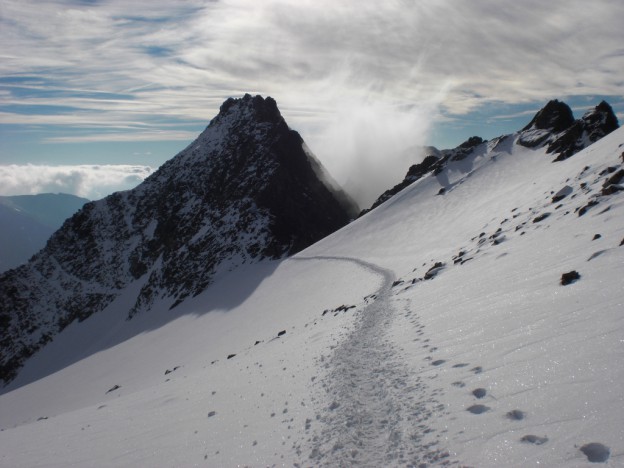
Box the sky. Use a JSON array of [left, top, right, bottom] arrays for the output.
[[0, 0, 623, 203]]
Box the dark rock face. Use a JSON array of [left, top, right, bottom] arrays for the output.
[[518, 100, 575, 148], [522, 100, 575, 133], [549, 101, 619, 161], [0, 94, 354, 384]]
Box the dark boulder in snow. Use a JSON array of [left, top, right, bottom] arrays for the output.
[[533, 212, 551, 223], [561, 271, 581, 285], [552, 185, 573, 203], [424, 262, 445, 280], [578, 200, 599, 216]]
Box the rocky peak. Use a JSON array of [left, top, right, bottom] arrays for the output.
[[548, 101, 619, 161], [0, 94, 354, 385], [521, 100, 575, 133], [517, 100, 575, 148]]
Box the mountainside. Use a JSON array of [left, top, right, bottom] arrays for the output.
[[0, 193, 89, 273], [0, 99, 623, 467], [364, 100, 619, 213], [1, 120, 622, 467], [0, 94, 356, 384]]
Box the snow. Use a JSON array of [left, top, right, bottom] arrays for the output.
[[1, 128, 624, 466]]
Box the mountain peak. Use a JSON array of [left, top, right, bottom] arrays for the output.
[[522, 99, 575, 133], [548, 100, 619, 161], [0, 94, 354, 384], [216, 94, 282, 125]]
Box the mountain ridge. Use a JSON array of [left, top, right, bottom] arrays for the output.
[[362, 100, 619, 215]]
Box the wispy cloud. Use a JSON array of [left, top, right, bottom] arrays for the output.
[[1, 0, 623, 204], [0, 164, 154, 199]]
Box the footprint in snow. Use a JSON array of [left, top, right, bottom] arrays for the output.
[[521, 435, 548, 445], [506, 409, 526, 420], [472, 388, 487, 399], [580, 442, 610, 463], [466, 404, 490, 414], [452, 363, 469, 368], [431, 359, 446, 366]]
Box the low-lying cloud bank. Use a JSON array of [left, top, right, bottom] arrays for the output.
[[0, 165, 154, 200]]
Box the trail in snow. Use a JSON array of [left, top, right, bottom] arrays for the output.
[[294, 256, 451, 467]]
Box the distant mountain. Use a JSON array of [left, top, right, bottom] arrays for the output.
[[0, 193, 89, 272], [0, 94, 356, 384], [363, 100, 619, 214]]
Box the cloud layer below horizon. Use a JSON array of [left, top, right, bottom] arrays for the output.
[[1, 0, 623, 205], [0, 165, 154, 200]]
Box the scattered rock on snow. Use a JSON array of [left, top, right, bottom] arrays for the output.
[[207, 411, 216, 418], [164, 366, 180, 375], [578, 200, 599, 216], [277, 330, 286, 337], [533, 212, 551, 223], [580, 442, 610, 463], [424, 262, 446, 280], [561, 271, 581, 285], [592, 234, 601, 240], [106, 384, 121, 394], [552, 185, 573, 203], [227, 354, 236, 360]]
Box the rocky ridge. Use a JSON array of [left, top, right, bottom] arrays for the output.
[[363, 100, 619, 214]]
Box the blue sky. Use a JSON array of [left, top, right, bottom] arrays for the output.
[[0, 0, 623, 200]]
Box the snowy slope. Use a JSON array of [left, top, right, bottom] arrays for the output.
[[1, 128, 623, 466]]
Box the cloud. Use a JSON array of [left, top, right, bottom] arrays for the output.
[[0, 164, 154, 200], [1, 0, 623, 205]]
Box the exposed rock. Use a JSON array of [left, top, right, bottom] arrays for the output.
[[552, 185, 573, 203], [550, 101, 619, 161], [578, 200, 599, 216], [517, 100, 575, 148], [424, 262, 445, 280], [560, 271, 580, 285], [533, 213, 551, 223]]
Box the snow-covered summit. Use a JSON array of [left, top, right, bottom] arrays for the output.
[[0, 94, 355, 385]]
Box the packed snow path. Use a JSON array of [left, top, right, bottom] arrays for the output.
[[296, 256, 450, 467]]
